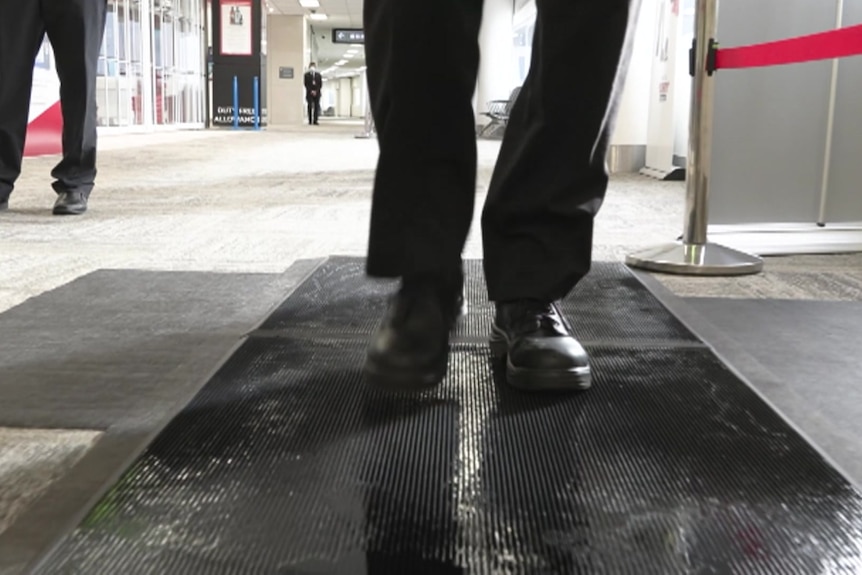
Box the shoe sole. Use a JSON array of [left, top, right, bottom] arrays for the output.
[[363, 358, 448, 392], [489, 325, 591, 392], [53, 206, 87, 215]]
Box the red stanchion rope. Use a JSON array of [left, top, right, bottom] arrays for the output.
[[715, 23, 862, 70]]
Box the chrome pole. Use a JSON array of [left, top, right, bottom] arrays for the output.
[[626, 0, 763, 275], [683, 0, 716, 246]]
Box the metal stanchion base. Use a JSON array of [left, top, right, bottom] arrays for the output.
[[625, 242, 764, 276]]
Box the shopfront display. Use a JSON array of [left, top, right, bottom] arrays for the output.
[[96, 0, 206, 128]]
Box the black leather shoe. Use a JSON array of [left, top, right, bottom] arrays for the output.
[[53, 192, 88, 215], [0, 199, 8, 212], [364, 272, 464, 391], [490, 300, 591, 391]]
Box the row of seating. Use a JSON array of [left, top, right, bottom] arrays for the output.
[[478, 86, 521, 139]]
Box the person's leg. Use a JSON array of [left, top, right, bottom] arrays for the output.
[[364, 0, 482, 279], [42, 0, 107, 215], [0, 1, 45, 208], [484, 0, 641, 301], [363, 0, 483, 390], [482, 0, 642, 391], [307, 99, 314, 124], [313, 97, 320, 124]]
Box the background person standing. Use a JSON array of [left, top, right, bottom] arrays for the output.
[[0, 0, 108, 215], [304, 62, 322, 126]]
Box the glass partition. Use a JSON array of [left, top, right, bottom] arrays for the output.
[[97, 0, 205, 128]]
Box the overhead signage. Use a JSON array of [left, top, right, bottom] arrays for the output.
[[333, 29, 364, 44]]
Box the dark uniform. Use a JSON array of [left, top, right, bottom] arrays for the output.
[[0, 0, 107, 214], [304, 68, 322, 125]]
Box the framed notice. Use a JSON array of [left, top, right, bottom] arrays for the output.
[[221, 0, 253, 56]]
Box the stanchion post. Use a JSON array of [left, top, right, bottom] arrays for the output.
[[626, 0, 763, 276], [682, 0, 715, 247], [232, 76, 239, 130], [253, 76, 260, 131]]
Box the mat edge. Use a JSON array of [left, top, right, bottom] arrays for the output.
[[2, 258, 328, 575], [629, 267, 862, 493]]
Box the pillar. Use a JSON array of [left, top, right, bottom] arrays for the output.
[[476, 0, 517, 126], [607, 0, 656, 172], [211, 0, 267, 127], [266, 15, 308, 126]]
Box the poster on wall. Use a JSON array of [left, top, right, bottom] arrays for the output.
[[641, 0, 685, 180], [220, 0, 253, 56]]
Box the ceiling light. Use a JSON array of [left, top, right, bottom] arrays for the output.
[[335, 59, 348, 65], [298, 0, 320, 7], [308, 12, 328, 20]]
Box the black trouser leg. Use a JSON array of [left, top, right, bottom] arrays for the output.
[[0, 2, 46, 201], [313, 97, 320, 123], [307, 99, 314, 124], [42, 0, 106, 197], [482, 0, 642, 302], [364, 0, 483, 278]]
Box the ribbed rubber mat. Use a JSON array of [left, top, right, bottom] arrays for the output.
[[42, 337, 862, 573], [258, 258, 395, 337], [40, 258, 862, 574], [260, 258, 698, 343]]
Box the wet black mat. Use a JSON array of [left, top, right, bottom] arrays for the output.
[[38, 259, 862, 574], [259, 258, 700, 344]]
